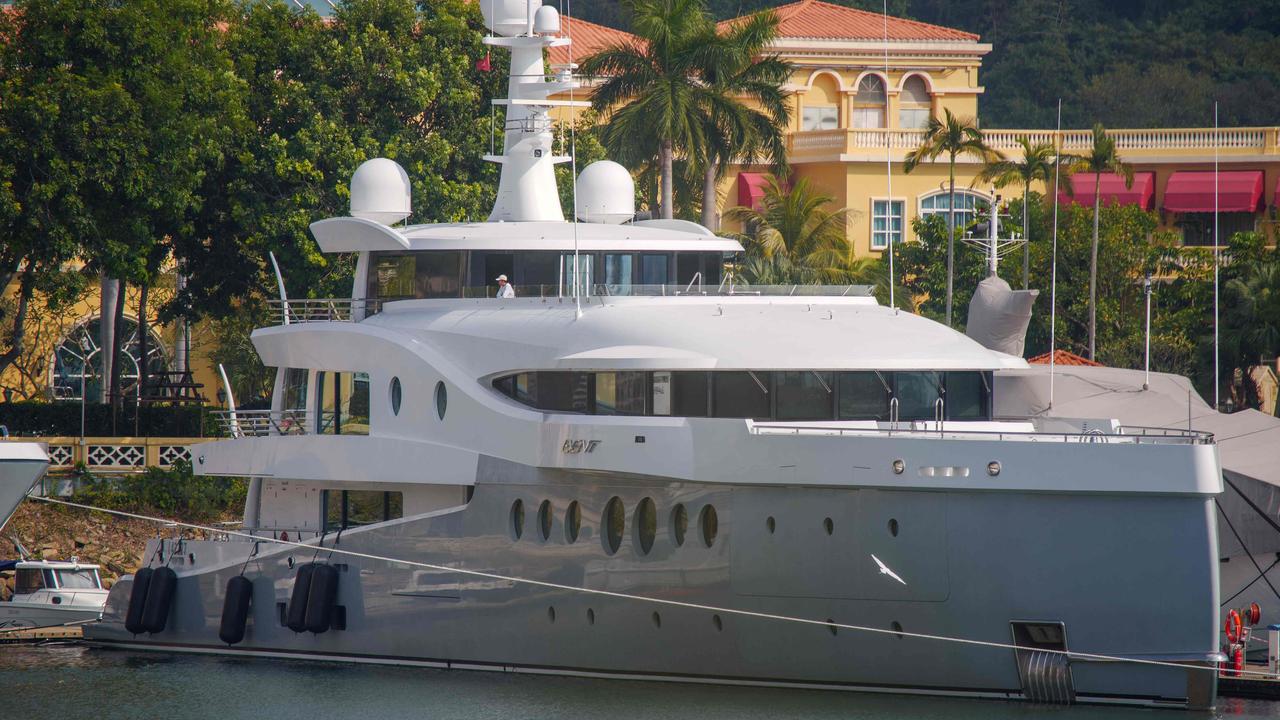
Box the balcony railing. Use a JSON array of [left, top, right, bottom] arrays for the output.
[[269, 299, 382, 324], [750, 421, 1214, 445], [789, 126, 1280, 160], [214, 409, 330, 438]]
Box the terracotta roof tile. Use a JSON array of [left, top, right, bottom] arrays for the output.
[[548, 15, 639, 66], [1028, 350, 1103, 367], [721, 0, 979, 43]]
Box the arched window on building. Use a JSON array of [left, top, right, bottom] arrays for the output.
[[50, 315, 168, 401], [801, 73, 840, 131], [898, 76, 931, 129], [919, 190, 986, 232], [852, 75, 886, 129]]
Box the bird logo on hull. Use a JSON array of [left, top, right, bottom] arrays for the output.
[[872, 554, 907, 585]]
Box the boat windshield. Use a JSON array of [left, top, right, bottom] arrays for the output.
[[54, 569, 101, 590]]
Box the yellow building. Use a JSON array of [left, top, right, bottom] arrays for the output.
[[556, 1, 1280, 253]]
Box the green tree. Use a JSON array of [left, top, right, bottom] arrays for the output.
[[903, 108, 1001, 326], [724, 177, 873, 285], [1064, 124, 1133, 361], [976, 137, 1055, 289], [1217, 236, 1280, 409]]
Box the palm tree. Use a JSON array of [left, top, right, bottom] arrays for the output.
[[581, 0, 788, 221], [1067, 124, 1133, 361], [903, 109, 1001, 326], [724, 177, 869, 284], [1221, 258, 1280, 408], [976, 137, 1055, 289], [695, 11, 791, 231]]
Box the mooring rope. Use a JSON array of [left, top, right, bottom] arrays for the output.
[[31, 495, 1264, 679]]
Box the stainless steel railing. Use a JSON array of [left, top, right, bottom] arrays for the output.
[[750, 422, 1214, 445], [213, 409, 337, 438], [268, 299, 383, 324]]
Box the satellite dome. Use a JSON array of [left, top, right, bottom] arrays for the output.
[[350, 158, 411, 225], [480, 0, 535, 37], [575, 161, 635, 224], [533, 5, 560, 35]]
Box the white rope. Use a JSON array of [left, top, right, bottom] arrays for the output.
[[31, 495, 1256, 679]]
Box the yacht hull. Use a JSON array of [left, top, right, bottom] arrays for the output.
[[87, 470, 1220, 709], [0, 443, 49, 529]]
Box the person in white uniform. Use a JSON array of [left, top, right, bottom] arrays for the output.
[[495, 274, 515, 298]]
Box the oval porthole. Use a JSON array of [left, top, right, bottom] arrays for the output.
[[651, 611, 662, 629], [389, 377, 402, 416], [635, 497, 656, 556], [565, 500, 582, 543], [823, 517, 834, 536], [603, 496, 625, 555], [671, 504, 688, 547], [587, 608, 596, 626], [700, 505, 718, 548], [766, 516, 776, 534], [510, 499, 525, 540], [547, 606, 557, 624], [537, 499, 553, 542], [888, 518, 899, 537], [434, 381, 447, 420], [826, 618, 838, 636], [892, 621, 904, 639], [712, 614, 723, 632]]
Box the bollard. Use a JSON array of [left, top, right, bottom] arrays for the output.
[[1269, 625, 1280, 677]]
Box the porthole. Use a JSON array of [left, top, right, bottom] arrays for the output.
[[537, 499, 553, 542], [700, 505, 718, 548], [766, 516, 776, 534], [826, 618, 838, 636], [587, 608, 596, 625], [434, 381, 447, 420], [565, 501, 582, 543], [671, 504, 688, 547], [823, 517, 834, 535], [892, 621, 904, 639], [635, 497, 656, 555], [389, 377, 402, 416], [548, 606, 557, 623], [510, 499, 525, 540], [652, 611, 662, 629], [603, 496, 624, 555], [712, 614, 723, 632], [888, 518, 899, 537]]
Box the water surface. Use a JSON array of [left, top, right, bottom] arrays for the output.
[[2, 645, 1275, 720]]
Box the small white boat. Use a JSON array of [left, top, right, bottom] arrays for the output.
[[0, 558, 108, 630]]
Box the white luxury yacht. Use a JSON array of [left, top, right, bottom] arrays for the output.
[[0, 438, 49, 531], [88, 1, 1224, 708]]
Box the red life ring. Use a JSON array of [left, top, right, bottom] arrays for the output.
[[1226, 609, 1243, 644], [1249, 602, 1262, 626]]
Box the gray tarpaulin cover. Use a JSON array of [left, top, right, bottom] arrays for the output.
[[965, 276, 1039, 357]]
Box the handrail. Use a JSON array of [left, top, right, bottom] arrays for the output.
[[681, 272, 702, 295], [211, 409, 332, 437], [750, 422, 1214, 446], [267, 298, 382, 325]]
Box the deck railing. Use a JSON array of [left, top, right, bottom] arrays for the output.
[[213, 409, 336, 438], [268, 299, 382, 324], [750, 422, 1214, 445]]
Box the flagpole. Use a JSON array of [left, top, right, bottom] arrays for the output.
[[1049, 99, 1062, 410]]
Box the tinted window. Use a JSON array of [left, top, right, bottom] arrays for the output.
[[671, 372, 710, 417], [534, 372, 591, 413], [946, 372, 988, 420], [603, 497, 625, 555], [713, 372, 771, 419], [896, 371, 941, 421], [596, 372, 647, 415], [641, 255, 669, 285], [775, 371, 833, 420], [14, 568, 44, 594], [603, 254, 633, 292], [635, 497, 657, 555], [676, 254, 701, 285], [520, 251, 560, 287], [837, 372, 890, 420]]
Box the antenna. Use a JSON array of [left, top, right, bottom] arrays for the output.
[[1213, 101, 1220, 411], [1048, 99, 1062, 410], [883, 0, 895, 310], [218, 364, 241, 439], [268, 251, 290, 325], [568, 0, 582, 319]]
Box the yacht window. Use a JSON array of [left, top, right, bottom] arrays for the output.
[[511, 499, 525, 540], [370, 254, 416, 300], [775, 371, 833, 420], [514, 373, 534, 405], [670, 372, 710, 417], [700, 505, 719, 547], [604, 254, 633, 294], [837, 372, 891, 421], [671, 503, 688, 546], [676, 254, 701, 286], [565, 500, 582, 543], [596, 372, 647, 415], [434, 381, 447, 420], [319, 371, 370, 435], [368, 251, 464, 300], [14, 568, 44, 594], [713, 372, 771, 419], [635, 497, 657, 555], [323, 490, 403, 531], [533, 372, 591, 413], [640, 255, 669, 285], [945, 371, 988, 420], [896, 371, 943, 421], [493, 375, 515, 399], [283, 368, 308, 411], [519, 251, 561, 289], [390, 377, 402, 416], [561, 253, 593, 298], [603, 497, 625, 555], [651, 371, 672, 415], [537, 500, 553, 542], [54, 569, 101, 590]]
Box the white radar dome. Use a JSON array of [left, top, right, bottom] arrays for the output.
[[533, 5, 560, 34], [480, 0, 535, 37], [350, 158, 411, 225], [575, 161, 635, 224]]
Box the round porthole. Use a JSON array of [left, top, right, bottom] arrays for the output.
[[635, 497, 656, 555], [603, 496, 625, 555], [434, 381, 447, 420], [699, 505, 718, 548], [537, 499, 553, 542], [671, 504, 688, 547], [390, 377, 402, 416], [565, 500, 582, 543], [510, 499, 525, 540]]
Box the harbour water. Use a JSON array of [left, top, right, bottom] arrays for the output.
[[2, 645, 1276, 720]]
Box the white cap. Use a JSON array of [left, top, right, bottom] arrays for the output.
[[495, 274, 509, 282]]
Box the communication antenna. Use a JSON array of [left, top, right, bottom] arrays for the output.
[[1048, 99, 1062, 410], [567, 0, 583, 319], [882, 0, 895, 310], [1213, 101, 1220, 410]]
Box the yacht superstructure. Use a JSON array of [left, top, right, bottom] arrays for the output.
[[88, 2, 1223, 708]]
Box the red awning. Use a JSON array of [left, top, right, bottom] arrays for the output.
[[1057, 172, 1155, 210], [1163, 170, 1264, 213], [737, 172, 770, 210]]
